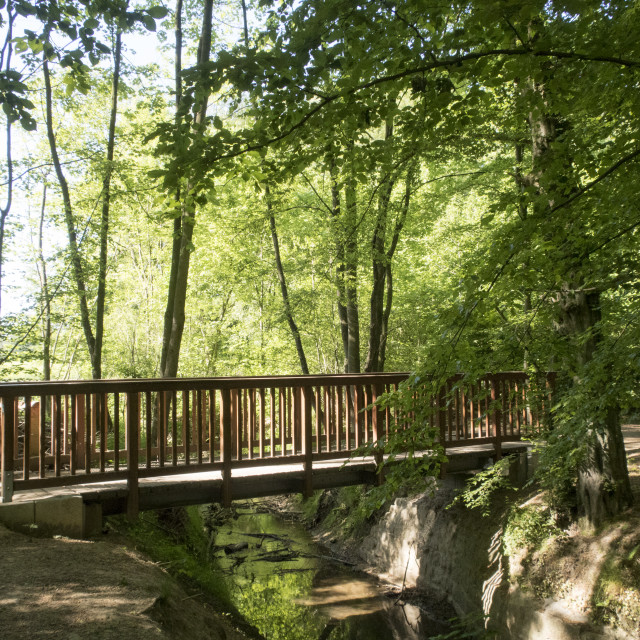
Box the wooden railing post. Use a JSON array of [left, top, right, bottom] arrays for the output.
[[126, 391, 139, 521], [302, 386, 313, 498], [1, 395, 14, 502], [221, 388, 232, 507], [491, 375, 502, 460], [372, 384, 384, 486]]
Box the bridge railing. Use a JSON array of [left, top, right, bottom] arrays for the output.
[[0, 371, 554, 511]]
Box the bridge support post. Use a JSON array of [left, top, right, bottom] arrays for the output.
[[1, 395, 14, 503], [126, 391, 139, 521], [302, 387, 313, 498], [221, 389, 232, 507]]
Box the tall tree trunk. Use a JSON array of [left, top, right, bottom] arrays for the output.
[[43, 58, 98, 377], [528, 77, 633, 525], [160, 0, 184, 377], [94, 27, 122, 379], [266, 187, 309, 374], [161, 0, 214, 378], [36, 185, 51, 380]]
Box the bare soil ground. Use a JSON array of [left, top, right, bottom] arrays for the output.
[[0, 525, 255, 640]]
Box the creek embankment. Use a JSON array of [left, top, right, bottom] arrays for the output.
[[309, 453, 640, 640]]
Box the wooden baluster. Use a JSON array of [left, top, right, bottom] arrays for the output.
[[249, 389, 256, 460], [196, 389, 203, 464], [63, 395, 69, 456], [221, 388, 232, 506], [292, 387, 299, 456], [385, 384, 390, 440], [484, 378, 491, 440], [126, 391, 139, 521], [372, 384, 384, 485], [303, 386, 313, 498], [145, 391, 152, 469], [84, 394, 91, 474], [344, 386, 351, 452], [269, 388, 276, 457], [172, 391, 178, 466], [113, 393, 120, 471], [100, 393, 107, 473], [324, 386, 330, 452], [286, 388, 292, 455], [364, 386, 371, 444], [23, 395, 31, 481], [209, 390, 216, 463], [461, 386, 467, 440], [158, 391, 166, 468], [1, 395, 15, 502], [75, 395, 85, 470], [259, 388, 265, 458], [183, 390, 190, 465], [315, 387, 321, 453], [242, 389, 248, 458], [233, 389, 241, 460], [337, 386, 343, 452], [53, 394, 62, 476], [354, 386, 361, 449], [70, 394, 77, 475], [40, 394, 48, 478], [279, 388, 286, 456], [91, 394, 97, 458]]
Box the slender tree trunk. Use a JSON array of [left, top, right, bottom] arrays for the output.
[[514, 142, 533, 370], [364, 120, 395, 372], [36, 185, 51, 380], [344, 171, 360, 373], [94, 27, 122, 379], [0, 2, 15, 318], [378, 163, 415, 370], [161, 0, 214, 378], [43, 58, 98, 377], [329, 157, 349, 371], [241, 0, 249, 47], [266, 187, 309, 374]]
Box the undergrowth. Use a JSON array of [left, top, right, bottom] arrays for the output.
[[108, 507, 233, 608]]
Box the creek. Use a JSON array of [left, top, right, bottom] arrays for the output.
[[203, 501, 450, 640]]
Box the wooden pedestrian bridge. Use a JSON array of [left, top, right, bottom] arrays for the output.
[[0, 371, 553, 536]]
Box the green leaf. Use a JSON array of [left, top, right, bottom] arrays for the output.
[[147, 6, 169, 19], [141, 15, 156, 32]]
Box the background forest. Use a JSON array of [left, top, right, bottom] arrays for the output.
[[1, 0, 639, 525]]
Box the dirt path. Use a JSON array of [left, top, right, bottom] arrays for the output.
[[0, 525, 254, 640]]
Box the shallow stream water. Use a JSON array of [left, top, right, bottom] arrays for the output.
[[204, 502, 449, 640]]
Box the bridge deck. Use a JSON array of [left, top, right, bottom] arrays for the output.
[[4, 441, 529, 515]]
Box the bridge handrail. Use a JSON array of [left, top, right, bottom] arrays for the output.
[[1, 371, 555, 514]]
